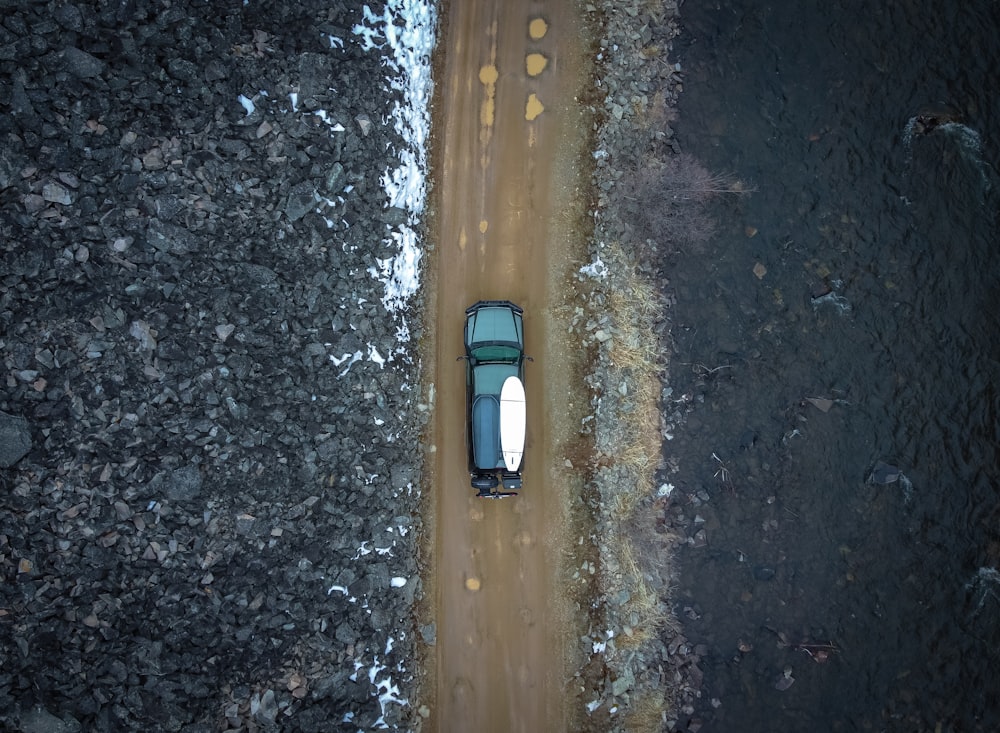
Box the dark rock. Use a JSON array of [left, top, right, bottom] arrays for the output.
[[60, 47, 105, 78], [42, 182, 73, 205], [753, 565, 776, 581], [54, 5, 85, 32], [335, 621, 357, 645], [10, 74, 39, 128], [146, 220, 196, 254], [0, 411, 32, 468], [163, 466, 203, 502], [324, 162, 346, 192], [16, 706, 81, 733], [869, 460, 901, 485], [284, 182, 316, 222]]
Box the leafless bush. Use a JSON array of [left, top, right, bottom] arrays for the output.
[[625, 497, 681, 599], [625, 153, 752, 262]]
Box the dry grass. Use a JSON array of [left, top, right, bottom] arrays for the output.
[[624, 689, 669, 733], [615, 539, 662, 650], [603, 255, 664, 522], [591, 242, 680, 723]]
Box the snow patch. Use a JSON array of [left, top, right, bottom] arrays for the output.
[[353, 0, 436, 325], [580, 256, 609, 279], [237, 94, 255, 116]]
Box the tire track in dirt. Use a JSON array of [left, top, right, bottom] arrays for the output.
[[424, 1, 590, 731]]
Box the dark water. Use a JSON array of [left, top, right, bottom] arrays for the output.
[[666, 1, 1000, 730]]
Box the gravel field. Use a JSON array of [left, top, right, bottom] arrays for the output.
[[2, 1, 428, 730]]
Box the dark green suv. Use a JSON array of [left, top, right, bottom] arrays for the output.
[[460, 301, 528, 497]]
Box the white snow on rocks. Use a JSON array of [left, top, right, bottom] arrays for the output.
[[322, 4, 435, 728], [580, 255, 609, 279], [354, 1, 436, 320], [237, 93, 255, 116]]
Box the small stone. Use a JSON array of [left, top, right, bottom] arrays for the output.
[[355, 114, 372, 136], [163, 465, 202, 502], [61, 46, 104, 78], [753, 262, 767, 279], [0, 410, 32, 467], [753, 565, 776, 581], [611, 668, 634, 696], [22, 194, 46, 213], [325, 162, 346, 192], [284, 187, 315, 222], [98, 531, 118, 548], [775, 667, 795, 691], [254, 689, 278, 725], [18, 705, 81, 733], [215, 324, 236, 342], [42, 182, 72, 205], [420, 623, 436, 645], [142, 148, 165, 170], [113, 501, 131, 520], [235, 513, 256, 535]]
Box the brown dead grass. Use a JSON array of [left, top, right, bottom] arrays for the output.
[[592, 242, 675, 724]]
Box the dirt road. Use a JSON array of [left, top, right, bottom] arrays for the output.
[[424, 1, 591, 731]]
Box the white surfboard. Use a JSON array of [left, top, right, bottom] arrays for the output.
[[499, 376, 526, 472]]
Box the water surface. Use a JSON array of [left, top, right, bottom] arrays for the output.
[[667, 1, 1000, 729]]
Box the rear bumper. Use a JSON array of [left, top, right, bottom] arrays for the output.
[[471, 470, 521, 497]]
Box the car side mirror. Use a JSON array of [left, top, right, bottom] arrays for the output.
[[457, 355, 469, 362]]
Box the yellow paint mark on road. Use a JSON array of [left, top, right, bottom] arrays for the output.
[[529, 17, 547, 40], [479, 219, 488, 233], [525, 93, 544, 121], [526, 53, 547, 77], [465, 577, 481, 592], [458, 226, 467, 252]]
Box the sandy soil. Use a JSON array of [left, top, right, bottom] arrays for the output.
[[422, 0, 593, 731]]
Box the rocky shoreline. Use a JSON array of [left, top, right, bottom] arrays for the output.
[[583, 1, 704, 730]]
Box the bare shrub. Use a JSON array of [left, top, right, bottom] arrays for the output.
[[625, 496, 682, 600], [626, 153, 752, 262]]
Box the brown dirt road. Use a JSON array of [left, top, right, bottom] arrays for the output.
[[423, 1, 593, 731]]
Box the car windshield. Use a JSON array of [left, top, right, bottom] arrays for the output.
[[471, 344, 520, 363]]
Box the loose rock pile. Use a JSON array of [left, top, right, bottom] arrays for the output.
[[1, 1, 425, 730], [584, 1, 705, 730]]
